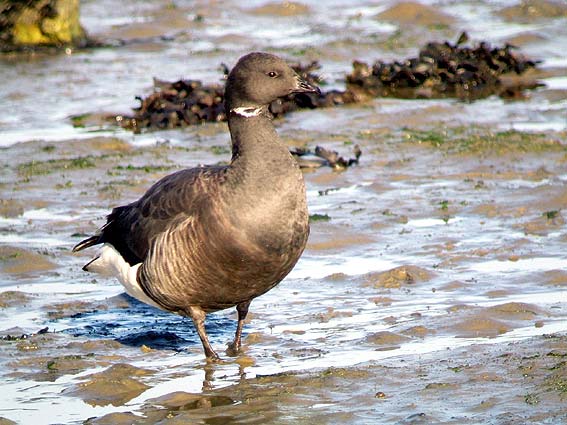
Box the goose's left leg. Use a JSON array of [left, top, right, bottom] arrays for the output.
[[227, 300, 251, 355]]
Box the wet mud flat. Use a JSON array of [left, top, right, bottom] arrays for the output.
[[1, 0, 567, 423], [104, 334, 567, 424], [1, 121, 567, 424]]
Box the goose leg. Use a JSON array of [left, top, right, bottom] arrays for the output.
[[186, 305, 219, 361], [227, 300, 251, 355]]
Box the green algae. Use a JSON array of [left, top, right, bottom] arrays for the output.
[[402, 128, 566, 154]]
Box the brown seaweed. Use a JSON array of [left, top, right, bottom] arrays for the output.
[[346, 32, 541, 100], [116, 78, 226, 132], [115, 33, 541, 132], [115, 62, 358, 133]]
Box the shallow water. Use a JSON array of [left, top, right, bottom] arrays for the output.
[[1, 0, 567, 424]]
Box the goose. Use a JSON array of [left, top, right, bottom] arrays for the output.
[[73, 52, 319, 360]]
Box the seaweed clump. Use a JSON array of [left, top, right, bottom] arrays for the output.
[[117, 62, 359, 133], [116, 78, 226, 133], [346, 32, 541, 100], [116, 33, 541, 132]]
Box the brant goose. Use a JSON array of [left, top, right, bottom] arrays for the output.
[[73, 52, 320, 360]]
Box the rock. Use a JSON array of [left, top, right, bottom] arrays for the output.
[[0, 0, 87, 50]]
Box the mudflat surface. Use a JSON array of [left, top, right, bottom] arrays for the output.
[[1, 1, 566, 424]]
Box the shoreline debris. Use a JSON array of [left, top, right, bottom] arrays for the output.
[[291, 144, 361, 170]]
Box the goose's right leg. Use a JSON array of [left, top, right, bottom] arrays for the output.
[[186, 305, 220, 361]]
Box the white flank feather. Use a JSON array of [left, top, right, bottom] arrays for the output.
[[85, 244, 163, 310]]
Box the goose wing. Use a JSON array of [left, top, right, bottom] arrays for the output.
[[73, 165, 228, 265]]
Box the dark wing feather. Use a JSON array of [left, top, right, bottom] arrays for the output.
[[72, 235, 100, 252], [73, 165, 229, 265]]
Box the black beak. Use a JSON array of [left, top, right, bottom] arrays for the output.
[[293, 75, 321, 95]]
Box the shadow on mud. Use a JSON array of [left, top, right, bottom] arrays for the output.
[[59, 294, 236, 352]]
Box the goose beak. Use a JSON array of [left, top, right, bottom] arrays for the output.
[[293, 75, 321, 95]]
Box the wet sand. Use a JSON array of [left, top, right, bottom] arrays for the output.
[[2, 124, 567, 424], [1, 0, 567, 424]]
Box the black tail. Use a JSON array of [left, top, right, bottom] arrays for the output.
[[72, 235, 101, 252]]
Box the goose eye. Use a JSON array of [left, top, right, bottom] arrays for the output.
[[267, 71, 278, 78]]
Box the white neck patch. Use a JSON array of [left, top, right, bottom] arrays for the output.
[[231, 106, 263, 118]]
